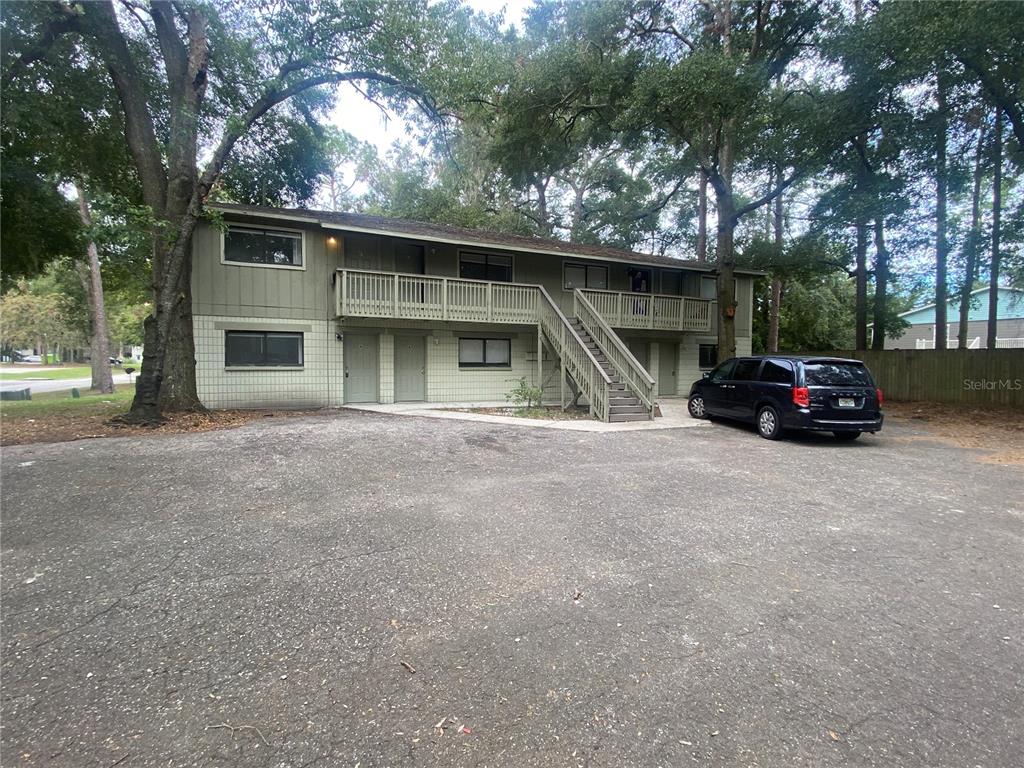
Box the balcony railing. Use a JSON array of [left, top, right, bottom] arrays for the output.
[[336, 269, 539, 324], [578, 289, 713, 332], [335, 269, 713, 333]]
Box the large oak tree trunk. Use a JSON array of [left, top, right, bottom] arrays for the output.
[[712, 103, 738, 358], [126, 222, 198, 423], [75, 184, 114, 394], [987, 107, 1003, 349], [714, 187, 738, 358], [158, 239, 204, 411]]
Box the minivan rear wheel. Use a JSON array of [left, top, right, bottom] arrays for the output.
[[833, 431, 861, 441], [756, 405, 783, 440]]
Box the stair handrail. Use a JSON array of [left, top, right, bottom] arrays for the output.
[[574, 288, 655, 414], [537, 285, 612, 421]]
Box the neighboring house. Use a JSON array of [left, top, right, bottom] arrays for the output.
[[191, 203, 760, 421], [879, 286, 1024, 350]]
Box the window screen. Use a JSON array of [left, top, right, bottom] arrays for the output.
[[224, 227, 303, 267], [700, 276, 718, 300], [225, 331, 303, 367], [661, 270, 682, 296], [458, 338, 511, 368], [459, 252, 512, 282], [699, 344, 718, 369], [699, 276, 738, 300], [564, 263, 609, 290]]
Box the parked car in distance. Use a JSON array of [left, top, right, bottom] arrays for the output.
[[687, 355, 884, 440]]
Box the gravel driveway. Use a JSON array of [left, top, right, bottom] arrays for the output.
[[2, 410, 1021, 767]]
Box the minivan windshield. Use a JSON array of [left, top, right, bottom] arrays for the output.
[[804, 362, 873, 387]]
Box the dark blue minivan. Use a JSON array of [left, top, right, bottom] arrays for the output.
[[687, 355, 884, 440]]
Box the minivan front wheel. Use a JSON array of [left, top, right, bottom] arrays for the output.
[[756, 405, 783, 440], [688, 395, 708, 419]]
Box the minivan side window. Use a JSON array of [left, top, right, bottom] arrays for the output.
[[732, 359, 761, 381], [760, 359, 794, 384], [709, 359, 736, 383]]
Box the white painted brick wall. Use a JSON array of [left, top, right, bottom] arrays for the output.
[[194, 314, 342, 409], [425, 331, 542, 403]]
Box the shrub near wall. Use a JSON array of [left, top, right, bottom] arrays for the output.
[[808, 350, 1024, 408]]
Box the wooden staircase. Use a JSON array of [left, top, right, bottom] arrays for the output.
[[569, 319, 650, 422]]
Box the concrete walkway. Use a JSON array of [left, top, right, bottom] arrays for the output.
[[343, 396, 706, 432]]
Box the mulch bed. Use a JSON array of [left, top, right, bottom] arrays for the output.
[[884, 400, 1024, 465], [445, 406, 595, 421], [0, 409, 323, 447]]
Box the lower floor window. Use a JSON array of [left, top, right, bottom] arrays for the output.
[[698, 343, 718, 369], [458, 337, 511, 368], [225, 331, 303, 367]]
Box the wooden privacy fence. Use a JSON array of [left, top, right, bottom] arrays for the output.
[[808, 349, 1024, 407]]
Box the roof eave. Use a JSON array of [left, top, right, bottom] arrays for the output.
[[208, 202, 767, 277]]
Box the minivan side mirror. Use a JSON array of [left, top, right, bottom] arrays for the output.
[[702, 372, 711, 380]]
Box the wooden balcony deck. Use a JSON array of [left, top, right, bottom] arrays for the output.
[[335, 269, 713, 333]]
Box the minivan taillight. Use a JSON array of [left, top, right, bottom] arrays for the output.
[[792, 386, 810, 408], [876, 388, 884, 406]]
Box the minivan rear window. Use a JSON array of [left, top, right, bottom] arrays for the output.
[[804, 362, 873, 387]]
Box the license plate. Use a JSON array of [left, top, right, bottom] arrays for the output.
[[838, 397, 857, 408]]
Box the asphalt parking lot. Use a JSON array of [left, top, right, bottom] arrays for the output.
[[2, 410, 1021, 767]]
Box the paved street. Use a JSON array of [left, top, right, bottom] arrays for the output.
[[0, 372, 135, 395], [1, 411, 1021, 767]]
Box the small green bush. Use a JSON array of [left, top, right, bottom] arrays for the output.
[[506, 377, 543, 409]]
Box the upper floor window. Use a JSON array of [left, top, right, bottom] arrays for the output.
[[700, 275, 718, 300], [223, 226, 303, 268], [564, 263, 609, 291], [661, 270, 682, 296], [459, 251, 512, 282], [699, 275, 738, 300]]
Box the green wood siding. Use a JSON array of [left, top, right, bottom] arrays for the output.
[[191, 220, 341, 320]]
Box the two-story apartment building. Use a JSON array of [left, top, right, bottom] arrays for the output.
[[191, 203, 760, 421]]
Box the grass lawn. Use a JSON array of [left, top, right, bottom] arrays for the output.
[[0, 384, 136, 420], [0, 366, 94, 381]]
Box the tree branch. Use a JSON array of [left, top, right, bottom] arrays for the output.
[[196, 70, 433, 203], [732, 170, 805, 221], [3, 2, 81, 81], [81, 0, 168, 215], [957, 53, 1024, 151]]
